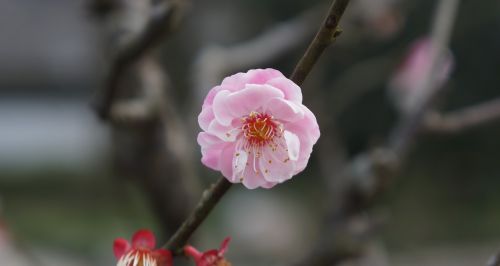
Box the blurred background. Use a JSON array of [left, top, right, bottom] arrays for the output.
[[1, 0, 500, 265]]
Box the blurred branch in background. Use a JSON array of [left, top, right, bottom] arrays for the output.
[[487, 250, 500, 266], [90, 0, 197, 238], [313, 52, 399, 184], [424, 98, 500, 134], [192, 4, 323, 100], [164, 0, 352, 256], [293, 0, 461, 265], [93, 0, 184, 120]]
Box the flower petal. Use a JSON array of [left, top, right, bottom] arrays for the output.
[[200, 250, 220, 265], [213, 84, 285, 126], [219, 144, 236, 180], [198, 105, 214, 132], [241, 167, 268, 189], [154, 249, 173, 266], [284, 131, 300, 161], [113, 238, 130, 260], [207, 119, 238, 142], [212, 90, 234, 126], [221, 69, 283, 90], [267, 76, 303, 103], [198, 133, 227, 170], [131, 229, 156, 249], [264, 97, 304, 122], [184, 245, 202, 261], [259, 139, 296, 183], [284, 106, 320, 172], [246, 68, 284, 84], [218, 237, 231, 255], [232, 148, 248, 183]]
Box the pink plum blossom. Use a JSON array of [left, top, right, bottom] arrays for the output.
[[389, 37, 454, 114], [197, 68, 320, 189], [113, 229, 172, 266], [184, 237, 231, 266]]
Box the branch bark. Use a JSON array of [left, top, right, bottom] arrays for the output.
[[290, 0, 350, 85], [162, 0, 352, 255]]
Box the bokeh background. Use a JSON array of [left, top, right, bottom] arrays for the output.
[[1, 0, 500, 265]]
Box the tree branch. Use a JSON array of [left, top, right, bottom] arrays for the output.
[[424, 98, 500, 133], [293, 0, 461, 265], [164, 177, 232, 254], [162, 0, 352, 255], [388, 0, 460, 157], [94, 0, 184, 120], [289, 0, 350, 85]]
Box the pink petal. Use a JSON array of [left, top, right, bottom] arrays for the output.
[[198, 105, 214, 132], [242, 169, 268, 189], [241, 155, 269, 189], [260, 182, 278, 189], [284, 131, 300, 161], [213, 84, 285, 126], [232, 148, 248, 182], [246, 68, 284, 84], [198, 133, 227, 170], [203, 85, 224, 106], [131, 229, 156, 249], [219, 144, 236, 180], [259, 140, 296, 183], [154, 249, 173, 266], [184, 245, 202, 261], [200, 250, 220, 265], [284, 107, 320, 172], [220, 69, 283, 90], [221, 72, 250, 90], [264, 97, 304, 122], [218, 237, 231, 255], [207, 119, 238, 142], [113, 238, 130, 259], [212, 90, 234, 126], [267, 76, 303, 103]]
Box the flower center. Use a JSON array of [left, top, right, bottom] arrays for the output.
[[117, 250, 157, 266], [241, 112, 281, 146]]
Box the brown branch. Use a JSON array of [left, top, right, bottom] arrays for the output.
[[293, 0, 461, 265], [487, 251, 500, 266], [164, 177, 232, 254], [424, 98, 500, 133], [289, 0, 350, 85], [162, 0, 352, 255], [94, 0, 184, 120]]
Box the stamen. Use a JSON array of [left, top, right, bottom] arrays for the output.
[[241, 112, 281, 147]]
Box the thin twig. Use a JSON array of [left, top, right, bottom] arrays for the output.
[[164, 177, 232, 254], [290, 0, 350, 85], [424, 98, 500, 133], [293, 0, 461, 265], [95, 0, 183, 120], [162, 0, 353, 254], [388, 0, 460, 157]]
